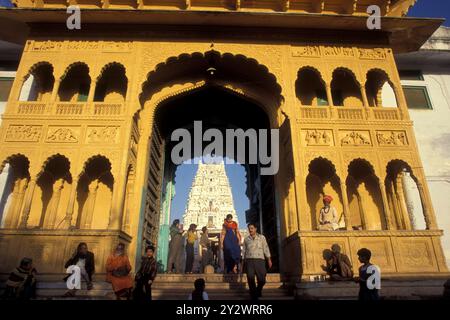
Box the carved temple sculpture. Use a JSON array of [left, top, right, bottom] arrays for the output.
[[0, 0, 447, 282]]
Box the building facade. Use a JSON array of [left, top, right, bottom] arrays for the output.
[[0, 0, 448, 281], [394, 26, 450, 267]]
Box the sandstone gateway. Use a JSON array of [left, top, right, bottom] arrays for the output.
[[0, 0, 447, 291]]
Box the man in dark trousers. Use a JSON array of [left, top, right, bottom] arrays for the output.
[[242, 223, 272, 300], [133, 246, 157, 301], [63, 242, 95, 297]]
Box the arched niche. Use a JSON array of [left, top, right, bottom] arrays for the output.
[[346, 159, 385, 230], [295, 67, 328, 106], [76, 156, 114, 230], [94, 63, 128, 102], [306, 157, 344, 230], [27, 155, 72, 229], [0, 155, 30, 228], [331, 68, 363, 107], [366, 69, 398, 108], [19, 62, 55, 102], [58, 63, 91, 102]]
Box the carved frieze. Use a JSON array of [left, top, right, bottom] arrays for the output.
[[30, 41, 63, 52], [87, 126, 119, 143], [66, 41, 100, 50], [322, 46, 356, 58], [376, 131, 408, 146], [340, 130, 372, 146], [102, 41, 133, 52], [5, 125, 42, 142], [358, 48, 387, 60], [291, 46, 321, 58], [302, 129, 334, 146], [46, 127, 79, 143], [291, 45, 387, 60]]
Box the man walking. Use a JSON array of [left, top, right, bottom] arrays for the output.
[[242, 223, 272, 300]]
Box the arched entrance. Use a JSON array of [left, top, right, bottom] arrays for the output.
[[134, 51, 290, 274]]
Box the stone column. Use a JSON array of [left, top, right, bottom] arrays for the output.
[[87, 81, 96, 102], [5, 179, 26, 228], [360, 85, 369, 107], [122, 177, 134, 234], [397, 176, 413, 230], [326, 84, 334, 107], [109, 172, 128, 230], [50, 80, 60, 101], [63, 177, 78, 228], [19, 177, 37, 228], [360, 85, 371, 120], [378, 181, 394, 230], [44, 179, 65, 229], [339, 181, 352, 230], [80, 179, 99, 229], [416, 181, 438, 230]]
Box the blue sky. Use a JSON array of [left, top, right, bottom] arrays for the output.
[[407, 0, 450, 26]]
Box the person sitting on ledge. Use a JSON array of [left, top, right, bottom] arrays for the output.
[[318, 195, 339, 231], [2, 257, 37, 300], [324, 244, 353, 281], [63, 242, 95, 297]]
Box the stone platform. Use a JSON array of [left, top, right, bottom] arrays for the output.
[[295, 278, 448, 300], [1, 274, 447, 300]]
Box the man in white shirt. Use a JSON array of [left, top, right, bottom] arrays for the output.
[[318, 195, 339, 231], [242, 223, 272, 300]]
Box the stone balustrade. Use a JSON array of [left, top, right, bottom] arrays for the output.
[[11, 101, 124, 116]]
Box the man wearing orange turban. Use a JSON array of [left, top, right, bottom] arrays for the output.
[[318, 195, 339, 231]]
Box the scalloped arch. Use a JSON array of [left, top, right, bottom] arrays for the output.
[[139, 50, 283, 107]]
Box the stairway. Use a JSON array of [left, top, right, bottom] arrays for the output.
[[0, 273, 293, 300]]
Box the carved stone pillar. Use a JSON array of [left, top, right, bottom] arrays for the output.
[[80, 179, 99, 229], [44, 179, 65, 229], [50, 80, 60, 101], [326, 84, 334, 107], [5, 179, 26, 228], [122, 177, 134, 234], [360, 85, 369, 107], [109, 178, 126, 230], [19, 177, 37, 228], [397, 176, 413, 230], [339, 181, 352, 230], [379, 181, 394, 230], [63, 177, 78, 228], [87, 80, 96, 102], [416, 181, 438, 230]]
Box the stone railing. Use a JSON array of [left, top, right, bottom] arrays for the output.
[[55, 102, 83, 115], [373, 108, 400, 120], [299, 106, 402, 121], [17, 102, 47, 115], [93, 103, 122, 115], [9, 101, 124, 116]]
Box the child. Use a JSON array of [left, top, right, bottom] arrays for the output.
[[188, 278, 209, 300], [355, 248, 380, 301]]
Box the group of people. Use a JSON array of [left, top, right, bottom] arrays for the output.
[[63, 242, 158, 300], [167, 214, 245, 275], [323, 243, 380, 301], [1, 209, 380, 301], [167, 214, 273, 300]]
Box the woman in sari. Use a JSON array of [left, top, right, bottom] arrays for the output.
[[106, 243, 133, 300], [220, 214, 242, 274], [167, 219, 184, 273]]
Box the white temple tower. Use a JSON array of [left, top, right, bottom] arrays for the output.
[[182, 160, 238, 230]]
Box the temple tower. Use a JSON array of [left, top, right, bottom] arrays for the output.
[[182, 161, 238, 230]]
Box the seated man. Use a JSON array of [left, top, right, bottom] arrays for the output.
[[324, 244, 353, 281], [63, 242, 95, 296], [318, 195, 339, 231], [3, 257, 37, 300]]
